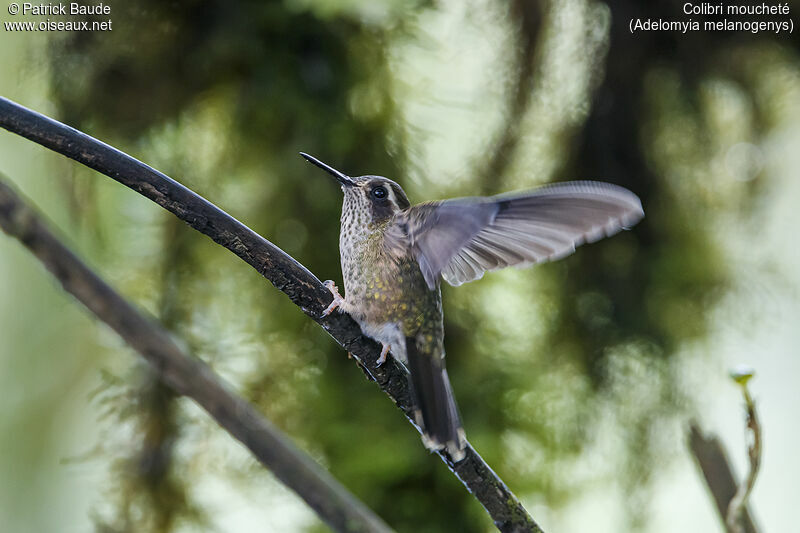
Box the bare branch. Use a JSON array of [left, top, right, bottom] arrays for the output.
[[0, 96, 543, 532], [0, 175, 393, 533], [688, 423, 759, 533]]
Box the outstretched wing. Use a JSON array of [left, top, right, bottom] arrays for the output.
[[394, 181, 644, 289]]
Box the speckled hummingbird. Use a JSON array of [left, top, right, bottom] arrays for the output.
[[300, 152, 643, 461]]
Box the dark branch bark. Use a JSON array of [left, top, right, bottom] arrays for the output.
[[688, 423, 759, 533], [0, 176, 393, 533], [0, 96, 542, 532]]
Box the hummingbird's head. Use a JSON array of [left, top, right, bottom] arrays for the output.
[[300, 152, 410, 223]]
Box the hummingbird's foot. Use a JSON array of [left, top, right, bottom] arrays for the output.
[[376, 343, 391, 366], [321, 280, 345, 317]]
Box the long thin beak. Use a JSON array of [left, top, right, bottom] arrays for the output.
[[299, 152, 356, 187]]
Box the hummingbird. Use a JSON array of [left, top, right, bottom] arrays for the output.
[[300, 152, 644, 461]]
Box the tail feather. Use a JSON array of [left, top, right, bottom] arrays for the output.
[[406, 336, 466, 461]]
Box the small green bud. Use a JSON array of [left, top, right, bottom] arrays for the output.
[[729, 364, 755, 386]]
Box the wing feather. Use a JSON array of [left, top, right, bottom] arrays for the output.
[[395, 181, 644, 289]]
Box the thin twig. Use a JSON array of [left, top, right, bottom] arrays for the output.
[[0, 96, 543, 532], [0, 176, 393, 533], [726, 371, 762, 533]]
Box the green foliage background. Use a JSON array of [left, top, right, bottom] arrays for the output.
[[2, 1, 800, 532]]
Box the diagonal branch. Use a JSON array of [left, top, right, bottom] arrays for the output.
[[0, 176, 392, 533], [688, 423, 759, 533], [0, 96, 543, 532]]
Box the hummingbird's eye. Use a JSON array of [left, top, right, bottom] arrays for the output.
[[371, 186, 387, 199]]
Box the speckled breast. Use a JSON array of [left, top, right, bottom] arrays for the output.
[[340, 221, 443, 343]]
